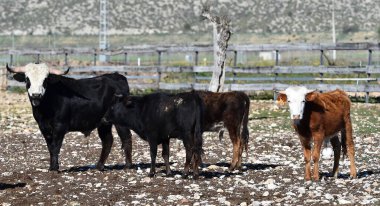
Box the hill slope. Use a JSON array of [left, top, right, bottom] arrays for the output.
[[0, 0, 379, 35]]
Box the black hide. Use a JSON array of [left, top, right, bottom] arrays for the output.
[[27, 73, 132, 171], [104, 92, 204, 179]]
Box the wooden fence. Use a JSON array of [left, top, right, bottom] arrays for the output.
[[2, 42, 380, 102]]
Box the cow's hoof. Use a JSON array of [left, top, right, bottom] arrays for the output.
[[166, 171, 173, 177], [96, 164, 105, 171], [148, 172, 156, 178], [49, 166, 59, 171], [182, 173, 189, 179], [125, 162, 133, 169]]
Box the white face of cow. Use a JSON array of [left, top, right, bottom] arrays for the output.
[[281, 86, 314, 120], [24, 63, 49, 105]]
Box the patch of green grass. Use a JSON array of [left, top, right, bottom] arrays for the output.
[[352, 104, 380, 134], [8, 86, 26, 94]]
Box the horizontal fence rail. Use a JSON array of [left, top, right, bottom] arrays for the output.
[[2, 42, 380, 103]]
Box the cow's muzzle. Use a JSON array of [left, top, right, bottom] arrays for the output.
[[30, 94, 42, 106], [292, 115, 301, 120]]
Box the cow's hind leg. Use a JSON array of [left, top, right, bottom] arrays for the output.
[[330, 135, 341, 178], [343, 118, 357, 178], [44, 131, 65, 171], [182, 137, 192, 179], [148, 141, 158, 177], [96, 124, 114, 170], [227, 125, 240, 171], [162, 139, 171, 176], [115, 125, 133, 168]]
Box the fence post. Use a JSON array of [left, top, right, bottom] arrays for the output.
[[320, 50, 324, 66], [36, 54, 40, 64], [64, 53, 68, 66], [157, 51, 162, 66], [124, 52, 128, 65], [195, 51, 199, 66], [9, 54, 13, 66], [368, 50, 372, 66], [234, 51, 237, 67], [93, 52, 97, 66], [275, 50, 279, 66]]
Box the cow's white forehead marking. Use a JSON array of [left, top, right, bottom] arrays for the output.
[[285, 86, 309, 100], [24, 63, 49, 96], [284, 86, 310, 120]]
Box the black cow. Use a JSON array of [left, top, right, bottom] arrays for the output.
[[7, 63, 132, 171], [103, 92, 204, 179]]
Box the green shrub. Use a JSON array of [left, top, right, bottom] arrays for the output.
[[342, 24, 359, 34]]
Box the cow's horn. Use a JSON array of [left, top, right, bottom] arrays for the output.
[[6, 63, 25, 73], [49, 67, 70, 75]]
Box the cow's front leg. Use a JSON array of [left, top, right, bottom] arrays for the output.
[[312, 134, 323, 181], [300, 136, 312, 181], [162, 139, 171, 176], [97, 124, 114, 170], [115, 125, 133, 168], [43, 131, 65, 171], [148, 141, 158, 177]]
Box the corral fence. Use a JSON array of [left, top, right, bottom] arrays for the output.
[[1, 42, 380, 102]]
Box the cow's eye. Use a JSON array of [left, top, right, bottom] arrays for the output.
[[25, 78, 30, 86]]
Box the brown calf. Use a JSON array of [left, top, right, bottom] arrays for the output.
[[277, 86, 356, 181], [197, 91, 250, 170]]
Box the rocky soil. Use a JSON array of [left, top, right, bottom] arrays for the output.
[[0, 0, 379, 35], [0, 91, 379, 205]]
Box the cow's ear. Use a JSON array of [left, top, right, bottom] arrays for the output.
[[305, 91, 318, 102], [13, 73, 26, 82], [276, 93, 287, 106]]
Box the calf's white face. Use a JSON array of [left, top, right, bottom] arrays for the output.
[[278, 86, 314, 120], [24, 63, 49, 99]]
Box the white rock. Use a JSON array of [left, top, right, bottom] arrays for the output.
[[193, 193, 201, 200], [338, 199, 351, 204], [262, 191, 269, 196], [298, 187, 306, 194], [267, 183, 277, 190]]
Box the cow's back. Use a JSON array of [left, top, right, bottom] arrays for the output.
[[296, 89, 351, 137], [33, 73, 129, 133], [137, 92, 202, 139], [197, 91, 249, 130]]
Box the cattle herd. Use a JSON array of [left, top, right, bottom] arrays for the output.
[[6, 63, 357, 182]]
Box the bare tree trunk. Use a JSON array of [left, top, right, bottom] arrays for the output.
[[202, 7, 231, 92], [0, 66, 7, 90]]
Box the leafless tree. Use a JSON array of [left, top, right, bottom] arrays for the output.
[[201, 6, 231, 92]]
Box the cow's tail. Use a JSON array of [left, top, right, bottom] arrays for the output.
[[192, 93, 204, 169], [241, 94, 250, 157]]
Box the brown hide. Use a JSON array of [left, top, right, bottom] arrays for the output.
[[196, 91, 250, 170], [291, 89, 356, 180]]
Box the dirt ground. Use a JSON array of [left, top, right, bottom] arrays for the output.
[[0, 91, 379, 205]]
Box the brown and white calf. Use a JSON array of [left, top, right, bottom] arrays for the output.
[[277, 86, 357, 181]]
